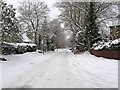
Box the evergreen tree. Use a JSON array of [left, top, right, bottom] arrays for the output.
[[1, 1, 22, 43]]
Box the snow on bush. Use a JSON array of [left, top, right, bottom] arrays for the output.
[[92, 38, 120, 50], [2, 42, 37, 55], [112, 38, 120, 45]]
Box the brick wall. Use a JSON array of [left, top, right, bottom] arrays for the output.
[[90, 50, 120, 60]]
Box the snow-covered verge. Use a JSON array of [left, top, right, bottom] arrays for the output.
[[1, 49, 118, 88], [68, 52, 118, 88], [1, 51, 58, 88], [0, 59, 2, 90]]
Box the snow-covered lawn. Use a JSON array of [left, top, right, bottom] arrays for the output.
[[0, 49, 118, 88]]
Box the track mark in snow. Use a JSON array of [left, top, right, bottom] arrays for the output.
[[2, 49, 118, 88]]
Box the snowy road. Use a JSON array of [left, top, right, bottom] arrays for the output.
[[1, 49, 118, 88]]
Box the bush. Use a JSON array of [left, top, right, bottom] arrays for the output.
[[2, 43, 16, 55], [50, 44, 55, 51], [110, 43, 120, 50], [92, 38, 120, 50], [2, 42, 37, 55]]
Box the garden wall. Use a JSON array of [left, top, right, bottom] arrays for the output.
[[90, 50, 120, 60]]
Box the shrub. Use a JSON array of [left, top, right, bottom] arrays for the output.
[[92, 38, 120, 50], [2, 42, 37, 55]]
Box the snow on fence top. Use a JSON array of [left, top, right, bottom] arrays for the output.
[[93, 38, 120, 50], [3, 42, 36, 48]]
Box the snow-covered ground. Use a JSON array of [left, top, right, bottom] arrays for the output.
[[1, 49, 118, 88], [0, 59, 2, 90]]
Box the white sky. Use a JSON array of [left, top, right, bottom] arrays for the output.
[[6, 0, 61, 20]]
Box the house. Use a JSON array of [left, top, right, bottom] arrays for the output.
[[22, 33, 32, 43], [109, 25, 120, 40]]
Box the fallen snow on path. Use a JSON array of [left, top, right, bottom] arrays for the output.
[[0, 59, 2, 90], [1, 51, 59, 88], [1, 49, 118, 88], [69, 52, 118, 88]]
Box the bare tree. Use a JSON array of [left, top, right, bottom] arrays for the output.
[[48, 19, 67, 49], [57, 2, 115, 51], [18, 0, 49, 46]]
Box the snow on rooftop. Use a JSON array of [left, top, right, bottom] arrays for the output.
[[22, 33, 31, 42]]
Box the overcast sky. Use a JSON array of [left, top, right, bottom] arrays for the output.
[[6, 0, 61, 20]]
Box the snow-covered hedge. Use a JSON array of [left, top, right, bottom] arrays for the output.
[[2, 42, 37, 55], [92, 38, 120, 50]]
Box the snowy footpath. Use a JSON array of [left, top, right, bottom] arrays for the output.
[[0, 49, 118, 88]]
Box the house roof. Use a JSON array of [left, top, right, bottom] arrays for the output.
[[22, 33, 31, 42]]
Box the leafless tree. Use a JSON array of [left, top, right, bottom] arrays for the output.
[[48, 19, 67, 48], [57, 2, 116, 51], [18, 0, 49, 46]]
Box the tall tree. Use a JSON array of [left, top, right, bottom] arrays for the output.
[[41, 16, 49, 53], [18, 0, 49, 47], [48, 19, 67, 49], [0, 0, 2, 54], [84, 2, 101, 49], [1, 1, 22, 43], [57, 2, 114, 52]]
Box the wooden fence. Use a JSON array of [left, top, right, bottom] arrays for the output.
[[90, 50, 120, 60]]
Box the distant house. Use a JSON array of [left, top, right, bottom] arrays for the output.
[[22, 33, 32, 43], [109, 25, 120, 40]]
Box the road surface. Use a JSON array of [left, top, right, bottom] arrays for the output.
[[2, 49, 118, 88]]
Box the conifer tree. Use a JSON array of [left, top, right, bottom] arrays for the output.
[[1, 1, 22, 43]]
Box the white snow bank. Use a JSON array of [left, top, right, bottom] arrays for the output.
[[14, 43, 36, 47], [2, 51, 60, 88], [0, 61, 2, 90], [0, 59, 2, 90], [69, 52, 118, 88], [2, 52, 42, 88], [1, 49, 118, 88]]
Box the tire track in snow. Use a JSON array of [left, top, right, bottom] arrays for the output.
[[8, 50, 64, 88]]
